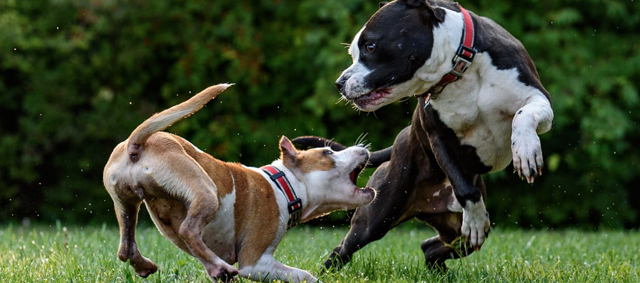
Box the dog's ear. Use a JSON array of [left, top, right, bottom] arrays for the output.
[[401, 0, 446, 24], [379, 2, 389, 9], [279, 136, 298, 166], [292, 136, 348, 151], [431, 6, 446, 23], [400, 0, 427, 8]]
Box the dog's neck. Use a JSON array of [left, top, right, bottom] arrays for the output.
[[259, 161, 311, 223], [414, 7, 482, 103], [416, 7, 468, 88], [259, 160, 341, 225]]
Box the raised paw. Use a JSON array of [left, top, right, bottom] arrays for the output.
[[511, 132, 544, 184], [460, 199, 490, 250]]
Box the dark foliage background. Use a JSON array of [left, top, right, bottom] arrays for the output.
[[1, 0, 638, 229]]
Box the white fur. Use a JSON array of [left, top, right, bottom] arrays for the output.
[[511, 94, 554, 183], [341, 27, 371, 101], [348, 26, 365, 62], [239, 253, 316, 283], [305, 146, 369, 213], [460, 197, 490, 248], [201, 190, 237, 262]]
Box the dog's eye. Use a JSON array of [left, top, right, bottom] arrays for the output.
[[323, 149, 333, 155], [365, 43, 376, 53]]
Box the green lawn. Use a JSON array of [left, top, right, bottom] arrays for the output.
[[1, 221, 638, 282]]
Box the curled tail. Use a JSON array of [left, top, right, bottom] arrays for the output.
[[127, 83, 233, 162]]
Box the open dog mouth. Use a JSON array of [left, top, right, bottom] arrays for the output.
[[349, 158, 375, 194], [353, 87, 391, 106]]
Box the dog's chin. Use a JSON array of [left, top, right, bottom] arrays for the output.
[[350, 87, 394, 111]]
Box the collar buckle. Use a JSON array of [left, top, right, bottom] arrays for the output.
[[287, 198, 302, 227], [451, 45, 476, 76]]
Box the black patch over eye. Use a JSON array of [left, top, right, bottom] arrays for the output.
[[365, 43, 376, 53]]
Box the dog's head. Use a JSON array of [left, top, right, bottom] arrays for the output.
[[336, 0, 447, 111], [278, 136, 375, 220]]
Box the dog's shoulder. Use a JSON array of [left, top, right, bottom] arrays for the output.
[[469, 13, 550, 98]]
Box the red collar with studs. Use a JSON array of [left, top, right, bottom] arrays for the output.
[[261, 165, 302, 229], [420, 4, 476, 105]]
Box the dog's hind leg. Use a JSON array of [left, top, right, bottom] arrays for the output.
[[178, 203, 239, 282], [146, 148, 239, 282], [113, 195, 158, 277], [104, 144, 158, 277], [419, 214, 474, 271]]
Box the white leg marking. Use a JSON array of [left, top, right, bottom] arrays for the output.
[[461, 197, 490, 249], [511, 95, 554, 183], [239, 254, 317, 283]]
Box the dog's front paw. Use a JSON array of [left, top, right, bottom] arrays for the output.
[[511, 132, 544, 184], [461, 199, 490, 250]]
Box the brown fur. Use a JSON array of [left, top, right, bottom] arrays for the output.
[[228, 163, 280, 267], [297, 150, 336, 173]]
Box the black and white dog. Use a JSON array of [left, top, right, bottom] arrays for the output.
[[293, 0, 553, 270]]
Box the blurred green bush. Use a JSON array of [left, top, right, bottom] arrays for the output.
[[0, 0, 638, 229]]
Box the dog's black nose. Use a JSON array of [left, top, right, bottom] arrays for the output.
[[335, 78, 345, 92]]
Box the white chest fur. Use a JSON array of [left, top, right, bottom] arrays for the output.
[[429, 53, 546, 172]]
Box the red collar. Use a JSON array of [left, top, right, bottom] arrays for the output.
[[261, 165, 302, 229], [421, 5, 476, 104]]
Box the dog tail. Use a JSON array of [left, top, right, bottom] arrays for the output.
[[126, 83, 233, 162]]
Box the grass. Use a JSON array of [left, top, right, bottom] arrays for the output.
[[1, 221, 639, 282]]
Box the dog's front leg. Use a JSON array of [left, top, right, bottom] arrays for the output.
[[420, 105, 490, 249], [239, 254, 317, 283], [511, 95, 554, 183], [434, 160, 489, 250], [114, 200, 158, 277]]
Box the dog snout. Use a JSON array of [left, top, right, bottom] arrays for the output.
[[335, 78, 345, 93], [359, 147, 370, 159]]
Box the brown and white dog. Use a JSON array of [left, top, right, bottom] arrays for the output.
[[102, 84, 375, 282]]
